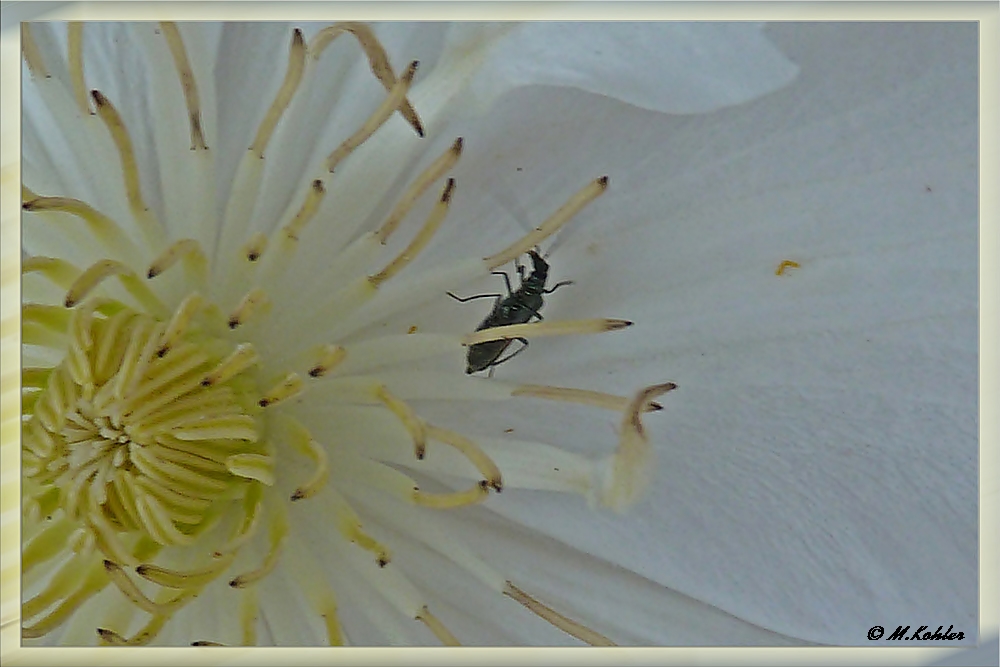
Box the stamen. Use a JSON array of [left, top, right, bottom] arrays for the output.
[[147, 238, 208, 282], [513, 384, 663, 412], [23, 256, 81, 289], [229, 507, 289, 587], [375, 385, 426, 459], [240, 587, 259, 645], [228, 287, 270, 329], [159, 22, 207, 150], [226, 453, 276, 486], [415, 606, 461, 646], [375, 137, 463, 244], [776, 259, 801, 275], [22, 23, 50, 77], [503, 581, 615, 646], [426, 425, 503, 492], [155, 292, 204, 357], [136, 554, 235, 589], [214, 486, 263, 556], [462, 318, 631, 346], [201, 343, 260, 386], [21, 563, 110, 638], [311, 22, 424, 136], [412, 480, 490, 509], [90, 90, 163, 247], [250, 29, 306, 159], [22, 196, 142, 259], [274, 178, 327, 242], [257, 373, 304, 407], [325, 60, 419, 173], [104, 560, 191, 614], [368, 178, 454, 288], [485, 176, 609, 269], [288, 435, 330, 501], [307, 344, 347, 377], [67, 23, 90, 114], [64, 260, 165, 315], [601, 382, 676, 512], [243, 232, 268, 262], [326, 488, 391, 566]]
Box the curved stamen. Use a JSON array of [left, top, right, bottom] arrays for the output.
[[375, 385, 427, 459], [512, 384, 663, 412], [415, 606, 460, 645], [412, 480, 490, 509], [202, 343, 260, 386], [147, 238, 208, 283], [307, 344, 347, 378], [281, 179, 326, 242], [155, 292, 204, 357], [22, 196, 142, 260], [23, 256, 81, 290], [64, 260, 167, 316], [503, 581, 615, 646], [136, 554, 235, 589], [228, 288, 270, 329], [159, 22, 207, 150], [289, 435, 331, 501], [426, 424, 503, 492], [485, 176, 609, 269], [229, 506, 288, 587], [325, 60, 419, 173], [257, 373, 304, 408], [21, 24, 48, 78], [311, 22, 424, 136]]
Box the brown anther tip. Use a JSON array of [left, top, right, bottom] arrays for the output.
[[290, 489, 305, 501], [376, 556, 389, 568], [200, 378, 213, 387], [147, 268, 159, 279], [135, 564, 149, 574], [453, 137, 464, 152], [648, 402, 664, 411], [441, 178, 456, 201], [491, 479, 504, 493], [477, 480, 490, 491], [228, 577, 240, 587], [247, 252, 260, 262], [312, 179, 324, 192], [307, 367, 324, 378], [96, 628, 114, 638], [258, 398, 270, 408], [21, 200, 36, 210], [64, 297, 77, 308], [102, 559, 118, 571], [228, 318, 239, 329], [155, 346, 169, 358], [90, 90, 106, 105], [597, 175, 609, 187]]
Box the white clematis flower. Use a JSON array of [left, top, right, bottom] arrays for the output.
[[5, 19, 976, 649]]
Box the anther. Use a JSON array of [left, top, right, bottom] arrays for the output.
[[155, 293, 203, 357], [282, 179, 326, 241], [258, 373, 305, 407], [308, 344, 347, 378], [229, 511, 288, 587], [243, 232, 268, 262], [369, 178, 454, 288], [412, 480, 490, 509], [228, 288, 270, 329], [201, 343, 260, 386], [776, 259, 801, 275], [462, 318, 631, 346], [22, 196, 141, 259], [65, 259, 166, 315], [103, 560, 190, 615], [147, 238, 207, 280], [415, 606, 461, 645], [289, 434, 330, 501], [426, 424, 503, 491], [512, 384, 663, 412], [485, 176, 609, 269]]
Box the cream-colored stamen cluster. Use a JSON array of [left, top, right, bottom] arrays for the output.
[[22, 21, 673, 646]]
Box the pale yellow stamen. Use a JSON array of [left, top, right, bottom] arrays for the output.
[[415, 606, 461, 646], [426, 424, 503, 492], [243, 232, 268, 263], [103, 560, 191, 614], [312, 22, 424, 136], [281, 179, 326, 241], [250, 28, 306, 159], [21, 563, 109, 639], [486, 176, 609, 269], [412, 480, 490, 509], [226, 453, 276, 486], [146, 238, 208, 283], [462, 318, 631, 346], [375, 137, 463, 244], [228, 287, 270, 329], [288, 434, 330, 501], [22, 196, 141, 260], [229, 508, 289, 587], [155, 292, 204, 357], [202, 343, 260, 386], [214, 486, 263, 557], [776, 259, 801, 275], [90, 90, 162, 246], [64, 260, 167, 316], [327, 488, 391, 566], [258, 373, 304, 407], [513, 384, 664, 413], [67, 23, 90, 114], [160, 22, 207, 150], [369, 178, 454, 288], [503, 581, 615, 646], [375, 385, 427, 459], [23, 256, 81, 289], [325, 60, 419, 173], [307, 344, 347, 378], [21, 24, 48, 78], [136, 554, 236, 589], [240, 587, 259, 645]]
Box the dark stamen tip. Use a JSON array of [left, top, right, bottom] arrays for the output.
[[597, 175, 610, 187], [257, 399, 270, 408], [290, 490, 304, 501], [228, 318, 239, 329], [147, 268, 159, 279]]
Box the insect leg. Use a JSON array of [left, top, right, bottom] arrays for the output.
[[543, 280, 574, 295], [447, 291, 503, 303], [489, 337, 530, 368], [490, 270, 515, 296]]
